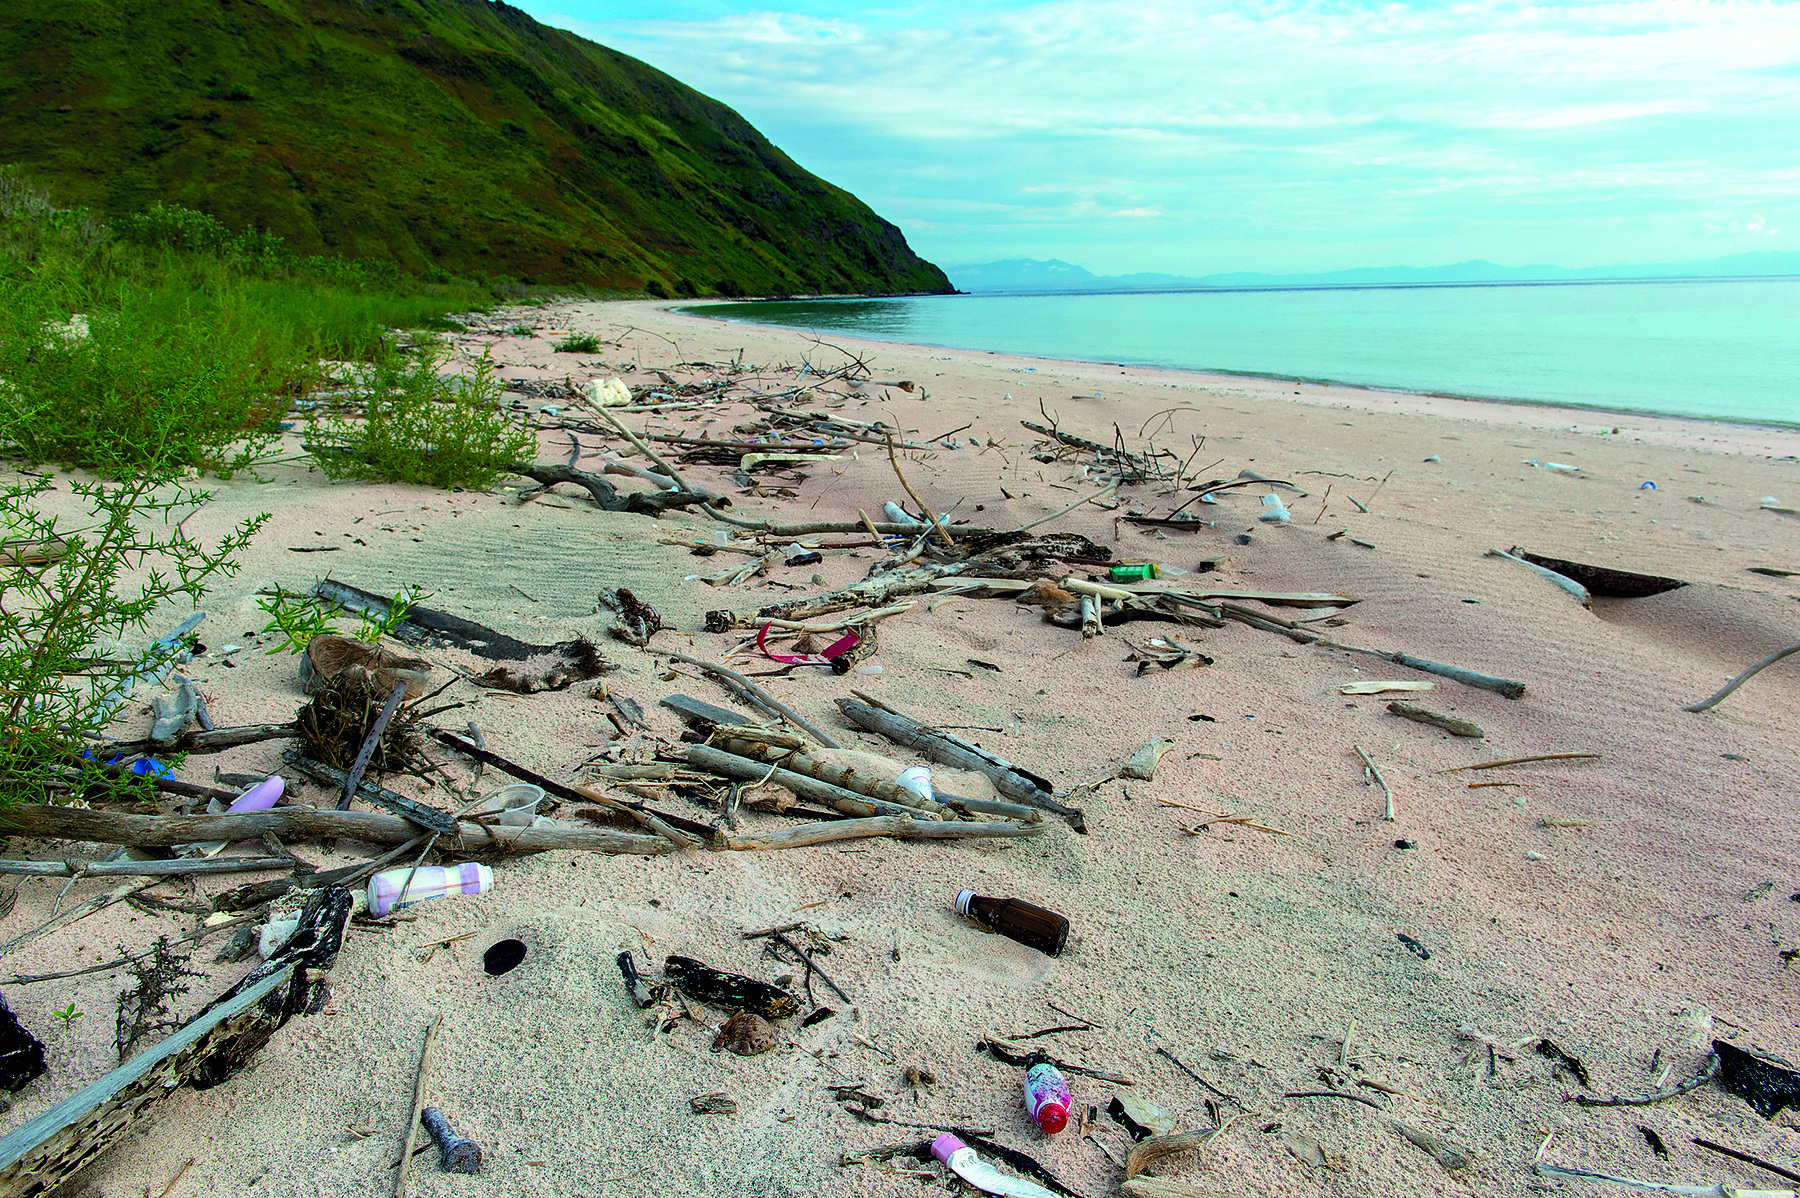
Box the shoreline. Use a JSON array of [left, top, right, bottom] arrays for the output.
[[670, 300, 1800, 459]]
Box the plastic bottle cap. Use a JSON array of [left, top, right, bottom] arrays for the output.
[[955, 889, 975, 917], [1036, 1105, 1069, 1134], [930, 1133, 966, 1165]]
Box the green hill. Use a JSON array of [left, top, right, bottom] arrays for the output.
[[0, 0, 950, 296]]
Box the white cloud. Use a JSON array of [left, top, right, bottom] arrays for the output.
[[525, 0, 1800, 271]]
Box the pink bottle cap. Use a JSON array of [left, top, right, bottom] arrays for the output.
[[931, 1133, 966, 1165]]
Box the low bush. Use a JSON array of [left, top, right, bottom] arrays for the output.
[[308, 346, 535, 489], [0, 464, 266, 806], [553, 333, 602, 353]]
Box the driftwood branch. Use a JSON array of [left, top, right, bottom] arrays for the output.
[[720, 815, 1044, 851], [837, 697, 1084, 832], [1488, 548, 1591, 608], [1681, 643, 1800, 712], [95, 722, 298, 758], [0, 857, 292, 878], [655, 651, 842, 748], [0, 805, 674, 856], [511, 463, 713, 514], [704, 565, 953, 633], [0, 964, 299, 1192], [685, 744, 927, 820], [1218, 608, 1527, 698]]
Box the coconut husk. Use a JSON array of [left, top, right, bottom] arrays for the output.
[[299, 634, 433, 698]]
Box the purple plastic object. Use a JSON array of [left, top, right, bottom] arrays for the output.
[[931, 1133, 965, 1166], [223, 774, 284, 814]]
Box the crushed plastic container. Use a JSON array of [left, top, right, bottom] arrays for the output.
[[368, 863, 493, 917]]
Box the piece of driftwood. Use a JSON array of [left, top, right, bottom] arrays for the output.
[[1387, 702, 1485, 738], [1691, 1137, 1800, 1185], [396, 1014, 441, 1198], [1488, 548, 1592, 607], [1681, 643, 1800, 712], [283, 753, 457, 834], [336, 682, 406, 811], [704, 565, 949, 633], [0, 964, 298, 1195], [1017, 479, 1123, 533], [836, 698, 1085, 832], [1021, 420, 1153, 477], [427, 730, 713, 840], [314, 579, 557, 661], [656, 651, 842, 748], [1533, 1160, 1788, 1196], [660, 693, 755, 729], [719, 815, 1043, 851], [0, 805, 672, 856], [1119, 1180, 1241, 1198], [95, 722, 298, 759], [511, 462, 711, 514], [884, 432, 954, 547], [1509, 548, 1686, 599], [709, 736, 947, 816], [1440, 752, 1599, 772], [664, 956, 799, 1019], [0, 858, 291, 878], [0, 889, 348, 1195], [1572, 1050, 1721, 1109], [684, 745, 923, 819], [1713, 1040, 1800, 1119], [1353, 744, 1396, 820], [0, 880, 151, 963]]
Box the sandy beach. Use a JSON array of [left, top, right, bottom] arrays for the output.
[[4, 297, 1799, 1198]]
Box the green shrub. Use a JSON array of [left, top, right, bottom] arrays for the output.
[[553, 333, 601, 353], [0, 277, 292, 475], [309, 347, 534, 489], [0, 464, 267, 806]]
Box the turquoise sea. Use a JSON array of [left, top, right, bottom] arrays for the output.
[[693, 277, 1800, 428]]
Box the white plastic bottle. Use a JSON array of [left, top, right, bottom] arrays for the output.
[[367, 863, 493, 917]]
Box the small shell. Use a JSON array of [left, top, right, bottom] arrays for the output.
[[711, 1011, 778, 1056]]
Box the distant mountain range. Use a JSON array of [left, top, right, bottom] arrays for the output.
[[946, 252, 1800, 294]]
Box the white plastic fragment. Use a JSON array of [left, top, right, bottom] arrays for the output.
[[583, 377, 632, 407]]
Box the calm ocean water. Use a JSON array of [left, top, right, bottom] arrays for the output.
[[693, 278, 1800, 428]]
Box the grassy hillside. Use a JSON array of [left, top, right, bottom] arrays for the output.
[[0, 0, 950, 296]]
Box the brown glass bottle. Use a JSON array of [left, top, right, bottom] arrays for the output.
[[955, 889, 1069, 957]]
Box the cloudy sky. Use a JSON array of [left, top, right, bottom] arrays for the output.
[[517, 0, 1800, 277]]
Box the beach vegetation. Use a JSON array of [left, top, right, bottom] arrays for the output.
[[256, 583, 426, 655], [0, 463, 266, 807], [306, 345, 535, 490], [553, 333, 603, 354]]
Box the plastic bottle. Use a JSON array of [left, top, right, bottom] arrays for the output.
[[895, 765, 934, 803], [367, 863, 493, 917], [1023, 1060, 1072, 1133], [931, 1134, 1059, 1198], [954, 889, 1070, 957]]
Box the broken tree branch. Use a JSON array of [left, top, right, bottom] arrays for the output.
[[1681, 643, 1800, 713]]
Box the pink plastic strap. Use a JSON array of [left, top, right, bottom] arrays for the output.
[[754, 623, 859, 666]]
